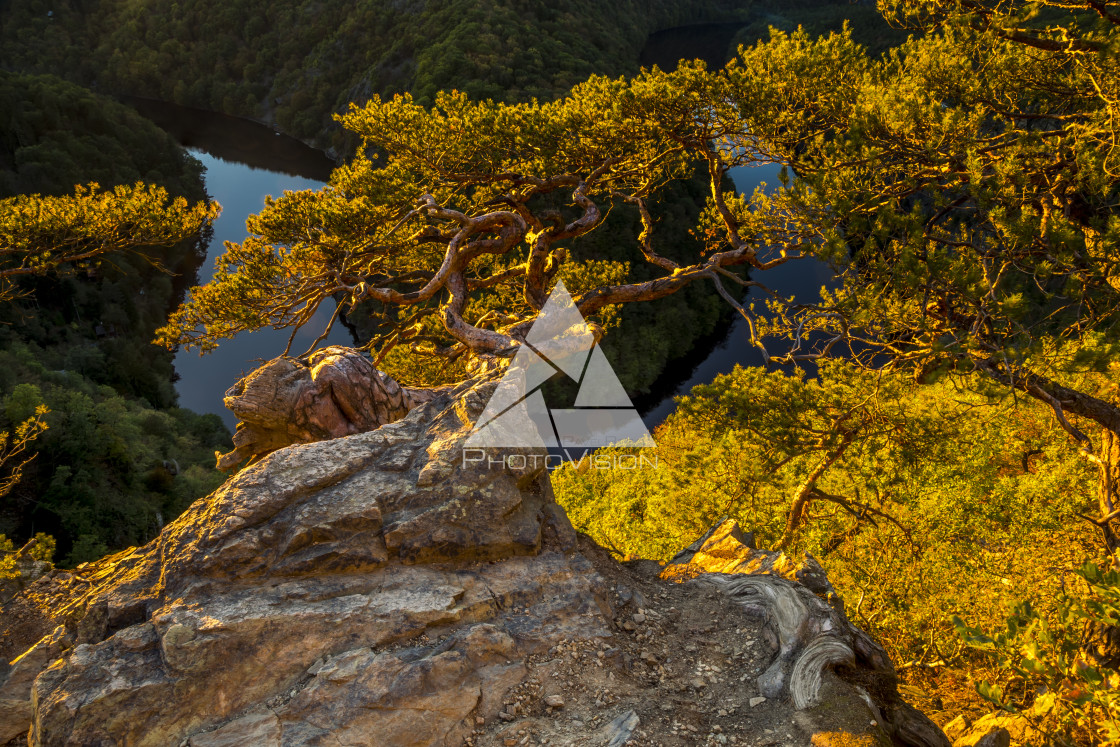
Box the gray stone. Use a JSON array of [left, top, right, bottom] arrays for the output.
[[602, 709, 640, 747], [0, 363, 949, 747], [663, 519, 950, 747], [189, 712, 281, 747], [4, 375, 604, 747]]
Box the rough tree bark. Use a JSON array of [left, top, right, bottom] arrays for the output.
[[977, 360, 1120, 552], [663, 519, 951, 747], [1094, 429, 1120, 553]]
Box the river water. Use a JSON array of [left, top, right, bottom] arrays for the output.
[[126, 98, 353, 428], [635, 25, 836, 425], [129, 27, 834, 430], [171, 152, 355, 429], [636, 164, 834, 425]]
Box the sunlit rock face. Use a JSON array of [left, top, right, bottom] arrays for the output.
[[0, 380, 949, 747], [660, 518, 841, 604], [660, 519, 950, 747], [2, 377, 604, 746], [216, 346, 451, 470]]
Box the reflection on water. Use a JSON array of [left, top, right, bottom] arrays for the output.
[[638, 163, 836, 426], [632, 21, 842, 427], [172, 151, 352, 429], [171, 147, 833, 431], [640, 22, 748, 71], [134, 88, 831, 432], [122, 96, 336, 180], [121, 97, 351, 428]]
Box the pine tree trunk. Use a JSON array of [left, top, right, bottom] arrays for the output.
[[1084, 429, 1120, 671], [1096, 429, 1120, 553]]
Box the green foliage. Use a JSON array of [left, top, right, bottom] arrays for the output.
[[0, 0, 756, 147], [0, 342, 230, 565], [0, 73, 218, 407], [955, 562, 1120, 746], [0, 73, 229, 564], [560, 7, 1120, 732], [730, 3, 910, 57], [0, 3, 890, 399], [563, 170, 732, 394], [27, 532, 55, 562], [5, 17, 1120, 746], [553, 361, 1101, 720], [0, 401, 48, 500], [0, 0, 898, 149], [155, 65, 759, 394], [64, 534, 109, 568], [0, 71, 207, 200], [557, 360, 983, 553], [730, 11, 1120, 400]]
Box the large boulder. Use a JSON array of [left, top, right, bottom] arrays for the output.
[[0, 369, 949, 747], [216, 346, 450, 470]]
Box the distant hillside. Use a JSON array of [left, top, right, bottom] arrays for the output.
[[0, 1, 743, 146], [0, 0, 895, 150], [0, 73, 229, 563], [0, 73, 207, 201]]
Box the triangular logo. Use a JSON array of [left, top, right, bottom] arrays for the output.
[[466, 280, 655, 452]]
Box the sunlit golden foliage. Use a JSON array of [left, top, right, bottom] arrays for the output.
[[553, 363, 1103, 733], [0, 403, 48, 500], [0, 182, 219, 304]]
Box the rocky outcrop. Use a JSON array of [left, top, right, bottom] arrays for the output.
[[2, 375, 594, 745], [661, 517, 844, 609], [661, 518, 950, 747], [0, 370, 950, 747], [216, 346, 450, 470]]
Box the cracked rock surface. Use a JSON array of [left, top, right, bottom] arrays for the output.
[[0, 377, 949, 747]]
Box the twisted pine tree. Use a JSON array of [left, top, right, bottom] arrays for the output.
[[160, 0, 1120, 546]]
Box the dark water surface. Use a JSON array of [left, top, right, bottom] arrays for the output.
[[640, 22, 748, 71], [633, 24, 837, 426], [172, 151, 355, 429], [126, 99, 352, 429], [636, 164, 835, 426], [122, 96, 335, 180], [132, 24, 832, 431]]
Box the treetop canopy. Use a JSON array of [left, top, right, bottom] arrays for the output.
[[158, 0, 1120, 442]]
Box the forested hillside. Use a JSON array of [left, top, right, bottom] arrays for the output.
[[0, 0, 895, 398], [0, 0, 886, 148], [3, 0, 1119, 742], [0, 0, 717, 145], [0, 0, 893, 564], [0, 73, 228, 564], [145, 0, 1120, 737]]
